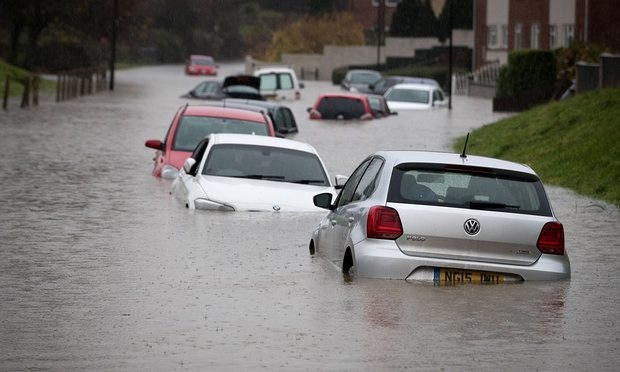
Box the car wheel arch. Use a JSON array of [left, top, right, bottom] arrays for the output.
[[343, 246, 354, 273]]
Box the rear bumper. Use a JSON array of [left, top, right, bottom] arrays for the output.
[[353, 239, 570, 281]]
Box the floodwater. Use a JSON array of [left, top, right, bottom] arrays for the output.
[[1, 63, 619, 371]]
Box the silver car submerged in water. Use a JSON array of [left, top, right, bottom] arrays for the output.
[[310, 150, 570, 283]]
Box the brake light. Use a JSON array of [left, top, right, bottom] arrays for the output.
[[367, 206, 403, 239], [537, 221, 565, 255], [295, 91, 301, 100], [360, 113, 373, 120], [309, 109, 322, 120]]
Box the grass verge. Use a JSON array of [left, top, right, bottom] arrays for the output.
[[453, 87, 620, 207]]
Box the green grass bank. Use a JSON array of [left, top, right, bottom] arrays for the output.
[[453, 87, 620, 207]]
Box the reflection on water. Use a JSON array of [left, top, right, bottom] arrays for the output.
[[1, 65, 618, 371]]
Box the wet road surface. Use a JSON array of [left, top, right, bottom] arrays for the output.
[[1, 63, 619, 371]]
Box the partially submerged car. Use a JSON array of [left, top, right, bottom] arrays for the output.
[[310, 150, 570, 283], [223, 98, 299, 135], [180, 80, 225, 100], [307, 93, 374, 120], [144, 104, 276, 179], [384, 83, 448, 110], [171, 133, 337, 212], [253, 67, 304, 101], [221, 75, 265, 100], [185, 55, 218, 76]]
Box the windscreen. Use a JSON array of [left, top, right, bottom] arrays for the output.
[[385, 88, 430, 104], [203, 144, 329, 186], [387, 163, 552, 216], [173, 116, 268, 151]]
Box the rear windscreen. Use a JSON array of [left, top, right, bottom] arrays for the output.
[[316, 97, 365, 119], [387, 163, 552, 216]]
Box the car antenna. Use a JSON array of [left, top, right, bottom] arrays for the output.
[[460, 132, 470, 158]]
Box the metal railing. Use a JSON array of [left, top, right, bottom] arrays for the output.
[[56, 68, 107, 102]]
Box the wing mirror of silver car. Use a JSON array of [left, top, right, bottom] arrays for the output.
[[313, 193, 334, 210]]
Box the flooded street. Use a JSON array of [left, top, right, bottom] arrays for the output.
[[1, 63, 619, 371]]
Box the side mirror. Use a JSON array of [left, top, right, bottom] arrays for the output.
[[299, 82, 305, 89], [334, 175, 348, 189], [145, 139, 164, 151], [183, 158, 197, 174], [313, 193, 333, 209]]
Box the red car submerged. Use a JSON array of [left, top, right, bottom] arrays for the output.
[[307, 92, 375, 120], [145, 105, 276, 178], [185, 55, 218, 76]]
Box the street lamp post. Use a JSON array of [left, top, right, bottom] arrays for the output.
[[377, 0, 385, 70], [109, 0, 118, 91]]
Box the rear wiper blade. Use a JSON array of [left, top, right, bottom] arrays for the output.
[[468, 201, 521, 210]]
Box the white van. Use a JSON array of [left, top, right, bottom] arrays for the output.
[[253, 67, 304, 101]]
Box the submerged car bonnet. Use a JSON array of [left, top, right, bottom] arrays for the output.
[[199, 176, 335, 212]]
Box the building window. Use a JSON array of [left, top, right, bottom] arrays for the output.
[[564, 24, 574, 46], [372, 0, 401, 6], [515, 23, 523, 50], [531, 23, 540, 49], [550, 25, 557, 49], [501, 25, 509, 48], [487, 25, 498, 48]]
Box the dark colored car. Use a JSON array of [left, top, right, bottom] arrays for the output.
[[180, 81, 225, 100], [181, 76, 265, 101], [340, 69, 382, 92], [223, 98, 299, 135]]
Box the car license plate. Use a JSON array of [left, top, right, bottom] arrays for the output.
[[433, 267, 504, 284]]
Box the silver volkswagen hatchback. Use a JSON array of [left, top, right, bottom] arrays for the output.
[[310, 150, 570, 283]]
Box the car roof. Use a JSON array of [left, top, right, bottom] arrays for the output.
[[253, 67, 296, 74], [182, 105, 268, 122], [389, 83, 436, 91], [190, 54, 213, 60], [374, 150, 537, 175], [316, 92, 369, 99], [208, 133, 316, 154]]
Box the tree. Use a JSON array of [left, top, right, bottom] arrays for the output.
[[390, 0, 439, 38], [263, 12, 364, 61]]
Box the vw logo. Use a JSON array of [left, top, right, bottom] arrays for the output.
[[272, 205, 281, 211], [464, 218, 480, 235]]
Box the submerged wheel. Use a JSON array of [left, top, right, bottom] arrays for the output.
[[342, 248, 354, 273], [309, 241, 315, 255]]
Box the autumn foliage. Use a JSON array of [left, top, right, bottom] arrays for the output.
[[261, 13, 365, 62]]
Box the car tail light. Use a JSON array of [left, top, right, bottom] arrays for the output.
[[309, 109, 322, 120], [537, 221, 565, 255], [295, 91, 301, 100], [367, 206, 403, 240]]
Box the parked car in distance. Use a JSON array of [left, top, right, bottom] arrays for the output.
[[310, 150, 570, 283], [171, 133, 337, 212], [340, 69, 382, 92], [366, 75, 441, 95], [384, 83, 448, 110], [185, 55, 218, 76], [144, 105, 276, 179], [180, 80, 225, 100], [223, 98, 299, 135], [307, 93, 375, 120], [253, 67, 304, 101]]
